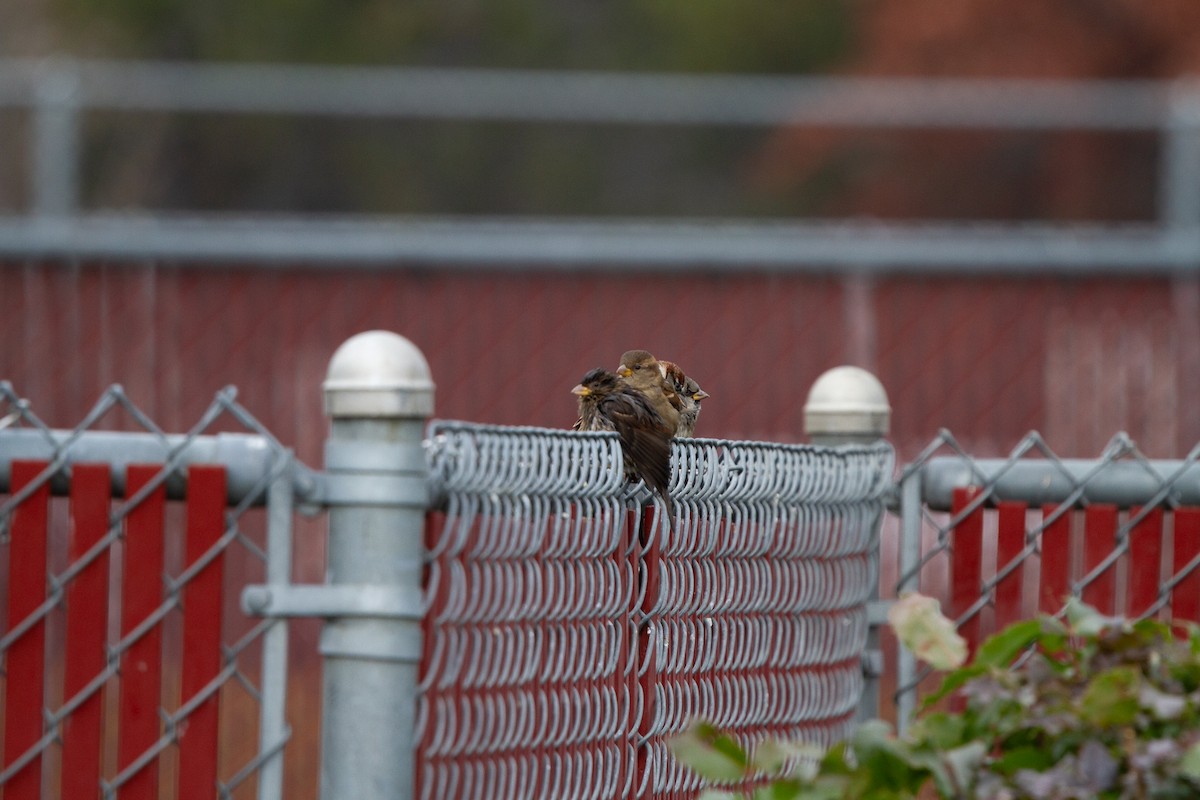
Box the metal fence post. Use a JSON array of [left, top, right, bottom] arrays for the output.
[[803, 366, 891, 723], [318, 331, 434, 800], [32, 60, 81, 218], [1162, 81, 1200, 447], [893, 468, 923, 733], [1160, 81, 1200, 232]]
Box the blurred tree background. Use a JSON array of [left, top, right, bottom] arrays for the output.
[[3, 1, 856, 216], [3, 0, 1200, 220]]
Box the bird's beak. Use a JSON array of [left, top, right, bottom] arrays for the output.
[[617, 367, 632, 378], [571, 384, 589, 396], [693, 389, 710, 401]]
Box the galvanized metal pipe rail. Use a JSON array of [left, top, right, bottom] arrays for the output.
[[0, 59, 1180, 128], [4, 215, 1200, 271], [0, 427, 311, 505], [920, 456, 1200, 510]]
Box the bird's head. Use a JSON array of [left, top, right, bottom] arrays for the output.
[[617, 349, 659, 379], [572, 368, 621, 397], [661, 359, 709, 402]]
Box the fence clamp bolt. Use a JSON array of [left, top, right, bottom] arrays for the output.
[[241, 583, 424, 620]]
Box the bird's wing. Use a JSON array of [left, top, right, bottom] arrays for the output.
[[603, 397, 672, 495]]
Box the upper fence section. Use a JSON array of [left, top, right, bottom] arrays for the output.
[[1, 59, 1199, 270], [420, 421, 893, 799]]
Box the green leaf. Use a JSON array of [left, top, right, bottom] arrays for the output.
[[1079, 666, 1142, 727], [908, 712, 966, 750], [775, 778, 850, 800], [991, 746, 1056, 776], [1040, 619, 1074, 664], [974, 619, 1042, 668], [818, 742, 852, 776], [698, 791, 740, 800], [668, 720, 749, 783], [850, 721, 930, 792], [921, 664, 988, 710], [751, 778, 806, 800], [1180, 742, 1200, 780]]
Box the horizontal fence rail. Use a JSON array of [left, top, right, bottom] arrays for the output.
[[5, 217, 1200, 270], [0, 427, 303, 504], [893, 430, 1200, 728], [921, 457, 1200, 509], [0, 60, 1184, 127], [0, 59, 1198, 268]]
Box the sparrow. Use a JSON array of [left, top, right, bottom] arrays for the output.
[[616, 350, 682, 436], [572, 368, 674, 520], [660, 360, 709, 438]]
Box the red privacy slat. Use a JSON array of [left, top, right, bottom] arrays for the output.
[[994, 501, 1027, 633], [62, 464, 112, 800], [1127, 506, 1164, 618], [119, 465, 166, 800], [1172, 508, 1200, 624], [179, 466, 227, 800], [1038, 504, 1072, 614], [4, 461, 49, 800], [950, 487, 984, 655], [1082, 504, 1118, 615]]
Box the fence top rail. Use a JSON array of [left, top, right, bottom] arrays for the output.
[[426, 419, 895, 507], [920, 456, 1200, 511], [0, 427, 299, 505], [3, 214, 1199, 272], [0, 58, 1191, 130]]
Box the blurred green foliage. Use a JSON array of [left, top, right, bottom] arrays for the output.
[[54, 0, 854, 72], [49, 0, 857, 215], [671, 600, 1200, 799]]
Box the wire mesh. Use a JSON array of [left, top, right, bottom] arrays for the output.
[[422, 421, 893, 799], [0, 381, 294, 800], [891, 428, 1200, 725]]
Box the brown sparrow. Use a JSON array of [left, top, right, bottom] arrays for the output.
[[572, 368, 673, 518], [616, 350, 682, 436], [659, 360, 709, 438]]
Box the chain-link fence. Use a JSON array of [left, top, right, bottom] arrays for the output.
[[0, 381, 295, 800], [2, 377, 893, 799], [889, 428, 1200, 727], [421, 421, 893, 799], [12, 365, 1200, 796]]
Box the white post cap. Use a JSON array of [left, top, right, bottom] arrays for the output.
[[803, 365, 890, 445], [324, 331, 434, 418]]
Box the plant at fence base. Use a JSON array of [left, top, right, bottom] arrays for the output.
[[669, 596, 1200, 799]]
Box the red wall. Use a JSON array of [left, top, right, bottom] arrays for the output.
[[6, 261, 1198, 460]]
